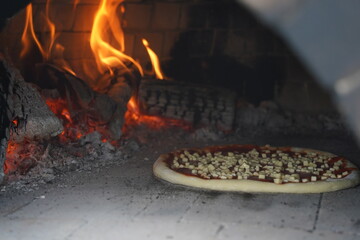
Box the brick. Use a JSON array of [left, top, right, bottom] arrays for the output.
[[162, 31, 180, 58], [80, 33, 93, 59], [152, 3, 181, 30], [133, 33, 164, 72], [171, 30, 213, 57], [255, 26, 277, 54], [231, 3, 258, 30], [32, 4, 50, 32], [56, 32, 90, 59], [0, 33, 23, 63], [72, 5, 99, 32], [276, 81, 311, 112], [67, 58, 100, 85], [243, 31, 259, 55], [104, 32, 135, 60], [207, 3, 231, 29], [179, 4, 209, 29], [122, 3, 152, 30], [6, 7, 27, 34], [124, 33, 135, 57], [212, 30, 229, 55], [48, 3, 76, 31]]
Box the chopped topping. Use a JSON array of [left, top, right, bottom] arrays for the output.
[[169, 146, 352, 184]]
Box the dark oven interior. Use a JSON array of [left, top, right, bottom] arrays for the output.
[[0, 0, 359, 239]]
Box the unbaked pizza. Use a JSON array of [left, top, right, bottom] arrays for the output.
[[153, 144, 360, 193]]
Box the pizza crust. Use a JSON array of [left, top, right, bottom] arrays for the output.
[[153, 146, 360, 194]]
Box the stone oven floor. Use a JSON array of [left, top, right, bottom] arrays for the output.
[[1, 132, 360, 240]]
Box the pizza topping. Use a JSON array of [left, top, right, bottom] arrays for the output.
[[167, 146, 355, 184]]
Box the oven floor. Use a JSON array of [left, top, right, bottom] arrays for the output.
[[1, 134, 360, 240]]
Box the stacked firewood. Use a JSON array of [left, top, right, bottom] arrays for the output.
[[138, 79, 237, 131]]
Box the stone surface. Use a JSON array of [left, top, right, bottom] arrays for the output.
[[0, 135, 360, 239]]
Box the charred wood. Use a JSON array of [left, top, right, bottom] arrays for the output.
[[10, 72, 64, 143], [0, 54, 14, 182], [138, 79, 237, 131], [38, 64, 134, 140], [0, 54, 63, 181]]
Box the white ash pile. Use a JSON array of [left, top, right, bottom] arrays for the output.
[[235, 101, 346, 136]]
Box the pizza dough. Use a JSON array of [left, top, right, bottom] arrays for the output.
[[153, 145, 360, 193]]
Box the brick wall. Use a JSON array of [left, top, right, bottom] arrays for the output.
[[0, 0, 337, 113]]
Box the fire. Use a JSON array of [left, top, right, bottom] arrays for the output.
[[20, 0, 76, 74], [142, 39, 165, 80], [73, 0, 80, 11], [90, 0, 143, 83], [4, 0, 187, 178], [20, 4, 45, 59], [123, 96, 191, 132], [4, 141, 21, 174], [45, 98, 86, 141]]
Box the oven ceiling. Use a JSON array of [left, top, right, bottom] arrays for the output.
[[238, 0, 360, 141]]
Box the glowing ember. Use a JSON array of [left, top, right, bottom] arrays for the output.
[[4, 141, 38, 175], [45, 98, 86, 141], [4, 0, 190, 178], [4, 141, 20, 174], [123, 97, 191, 133]]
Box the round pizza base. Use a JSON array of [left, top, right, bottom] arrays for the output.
[[153, 146, 360, 194]]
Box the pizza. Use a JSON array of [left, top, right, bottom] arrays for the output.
[[153, 144, 360, 193]]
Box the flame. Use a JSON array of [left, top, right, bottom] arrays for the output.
[[73, 0, 80, 11], [90, 0, 143, 81], [45, 0, 56, 58], [46, 98, 85, 141], [20, 4, 46, 59], [142, 39, 165, 80], [20, 1, 76, 75], [52, 43, 77, 76], [123, 97, 191, 133]]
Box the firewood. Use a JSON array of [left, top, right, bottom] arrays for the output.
[[137, 78, 237, 131], [10, 72, 64, 143], [0, 54, 13, 182], [0, 54, 63, 182], [37, 64, 134, 140], [0, 56, 64, 143]]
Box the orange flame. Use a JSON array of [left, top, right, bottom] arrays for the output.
[[20, 1, 77, 75], [90, 0, 143, 80], [73, 0, 80, 11], [44, 0, 56, 59], [142, 38, 165, 80], [20, 4, 46, 59], [123, 96, 191, 133]]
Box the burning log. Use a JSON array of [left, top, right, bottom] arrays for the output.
[[0, 54, 63, 181], [37, 63, 134, 140], [0, 55, 63, 143], [0, 55, 13, 182], [10, 72, 64, 143], [137, 79, 237, 131]]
